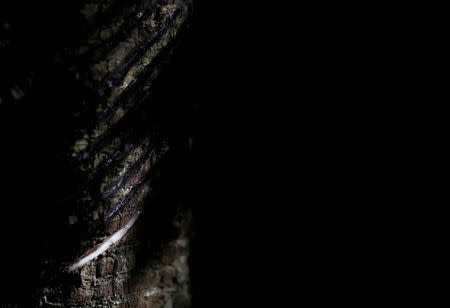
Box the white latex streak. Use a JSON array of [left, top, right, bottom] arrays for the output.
[[68, 212, 140, 271]]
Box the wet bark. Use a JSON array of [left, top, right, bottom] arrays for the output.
[[0, 0, 193, 307]]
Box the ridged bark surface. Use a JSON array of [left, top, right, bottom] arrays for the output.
[[0, 0, 192, 307]]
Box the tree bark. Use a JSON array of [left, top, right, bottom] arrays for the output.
[[0, 0, 193, 307]]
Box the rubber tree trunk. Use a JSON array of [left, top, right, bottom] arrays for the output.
[[0, 0, 193, 307]]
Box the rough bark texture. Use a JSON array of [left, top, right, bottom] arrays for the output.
[[0, 0, 193, 307]]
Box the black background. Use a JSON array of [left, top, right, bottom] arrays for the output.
[[178, 1, 407, 306]]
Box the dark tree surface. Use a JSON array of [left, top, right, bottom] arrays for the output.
[[1, 0, 194, 307]]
